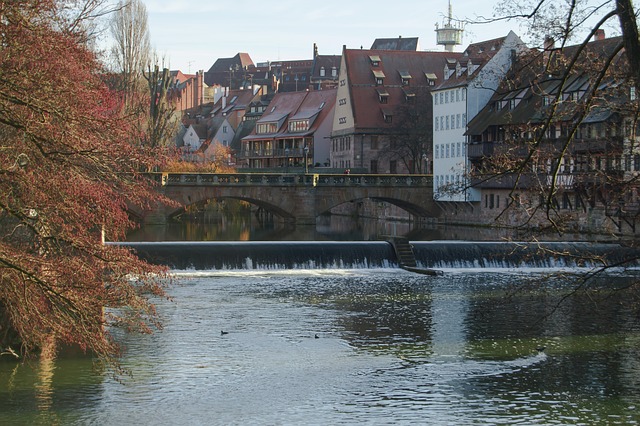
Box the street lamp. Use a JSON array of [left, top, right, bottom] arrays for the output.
[[304, 145, 309, 174], [422, 153, 428, 174], [285, 148, 290, 173]]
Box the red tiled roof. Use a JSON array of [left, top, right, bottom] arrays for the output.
[[344, 48, 464, 130], [243, 89, 336, 141]]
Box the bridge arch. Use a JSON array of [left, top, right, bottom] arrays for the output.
[[164, 193, 297, 222], [145, 173, 439, 225]]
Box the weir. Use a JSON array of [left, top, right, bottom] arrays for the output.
[[113, 241, 640, 271]]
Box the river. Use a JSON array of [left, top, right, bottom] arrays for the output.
[[1, 265, 639, 424], [1, 215, 639, 424]]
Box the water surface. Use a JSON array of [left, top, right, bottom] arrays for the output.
[[1, 268, 639, 424]]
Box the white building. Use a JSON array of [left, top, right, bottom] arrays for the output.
[[432, 31, 525, 202]]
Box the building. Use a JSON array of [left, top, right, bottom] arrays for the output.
[[180, 87, 266, 163], [465, 30, 640, 233], [239, 89, 337, 170], [309, 43, 341, 90], [168, 70, 207, 112], [204, 53, 255, 89], [331, 46, 463, 173], [431, 31, 525, 203]]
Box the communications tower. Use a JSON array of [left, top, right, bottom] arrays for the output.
[[435, 1, 464, 52]]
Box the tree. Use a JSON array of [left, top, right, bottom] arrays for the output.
[[108, 0, 151, 109], [383, 87, 433, 174], [143, 64, 179, 149], [0, 0, 168, 368]]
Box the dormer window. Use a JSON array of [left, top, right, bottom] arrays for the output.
[[369, 55, 381, 66], [425, 72, 437, 86], [320, 67, 325, 77], [332, 67, 337, 77], [256, 122, 278, 134], [403, 89, 416, 103], [376, 87, 389, 104], [372, 69, 385, 86], [399, 70, 411, 86], [288, 119, 309, 132], [382, 109, 393, 123]]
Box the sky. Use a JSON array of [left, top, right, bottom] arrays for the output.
[[142, 0, 524, 74]]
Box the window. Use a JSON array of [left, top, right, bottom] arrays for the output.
[[320, 67, 325, 77], [339, 117, 347, 124], [369, 55, 381, 66], [399, 70, 411, 86], [435, 94, 439, 105], [435, 117, 439, 131], [383, 112, 393, 123], [456, 89, 460, 102], [256, 122, 277, 134], [446, 116, 449, 130], [339, 98, 347, 106], [631, 87, 637, 101], [332, 67, 337, 77], [371, 135, 379, 150], [425, 73, 437, 86], [223, 125, 228, 133], [288, 120, 309, 132], [372, 69, 385, 85], [435, 145, 440, 159], [457, 142, 461, 157], [370, 160, 378, 173], [456, 114, 461, 129], [377, 88, 389, 104], [340, 79, 346, 87]]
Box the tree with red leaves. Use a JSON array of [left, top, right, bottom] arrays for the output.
[[0, 0, 169, 368]]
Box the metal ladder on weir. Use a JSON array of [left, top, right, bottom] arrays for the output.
[[387, 236, 417, 268]]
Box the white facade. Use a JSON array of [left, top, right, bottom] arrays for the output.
[[433, 86, 472, 201], [432, 31, 524, 202], [182, 124, 205, 152]]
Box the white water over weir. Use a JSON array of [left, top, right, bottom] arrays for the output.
[[112, 241, 640, 271]]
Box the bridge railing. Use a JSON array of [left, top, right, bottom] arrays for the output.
[[155, 173, 432, 187]]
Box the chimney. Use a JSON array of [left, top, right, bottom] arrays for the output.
[[543, 36, 555, 66], [197, 70, 204, 106], [594, 29, 605, 41], [313, 43, 318, 58], [544, 36, 555, 51]]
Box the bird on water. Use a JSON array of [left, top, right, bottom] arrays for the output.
[[221, 330, 229, 335]]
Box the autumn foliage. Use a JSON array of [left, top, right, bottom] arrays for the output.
[[0, 1, 169, 365]]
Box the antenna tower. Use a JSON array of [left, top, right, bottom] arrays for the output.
[[435, 1, 464, 52]]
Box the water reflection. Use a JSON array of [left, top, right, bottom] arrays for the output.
[[126, 213, 521, 242]]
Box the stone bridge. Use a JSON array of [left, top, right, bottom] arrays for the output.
[[142, 172, 439, 225]]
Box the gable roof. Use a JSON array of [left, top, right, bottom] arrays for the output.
[[434, 31, 525, 91], [204, 53, 255, 86], [466, 35, 626, 136], [244, 89, 337, 140], [344, 48, 464, 131]]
